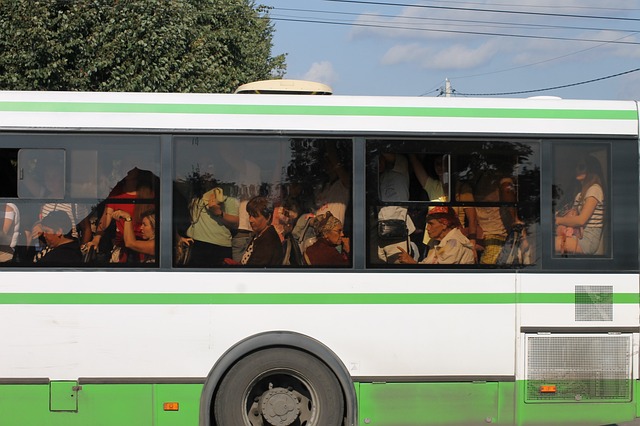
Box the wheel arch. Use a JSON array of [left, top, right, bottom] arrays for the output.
[[199, 330, 357, 426]]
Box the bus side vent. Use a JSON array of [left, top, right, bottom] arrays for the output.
[[575, 285, 613, 321], [525, 334, 632, 402]]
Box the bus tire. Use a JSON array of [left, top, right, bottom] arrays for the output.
[[213, 347, 344, 426]]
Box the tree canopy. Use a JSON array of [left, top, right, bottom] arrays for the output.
[[0, 1, 285, 93]]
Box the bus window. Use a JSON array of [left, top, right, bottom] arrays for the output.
[[0, 134, 160, 267], [553, 143, 609, 258], [17, 149, 65, 199], [172, 136, 352, 268], [366, 139, 540, 268]]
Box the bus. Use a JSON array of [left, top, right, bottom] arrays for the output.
[[0, 90, 638, 426]]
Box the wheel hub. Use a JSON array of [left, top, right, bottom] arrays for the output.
[[260, 387, 300, 425]]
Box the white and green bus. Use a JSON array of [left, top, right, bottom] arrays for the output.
[[0, 90, 638, 426]]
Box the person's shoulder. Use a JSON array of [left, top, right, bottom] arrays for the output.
[[586, 183, 604, 198], [392, 154, 409, 174]]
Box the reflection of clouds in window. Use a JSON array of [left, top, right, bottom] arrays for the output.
[[174, 137, 295, 193]]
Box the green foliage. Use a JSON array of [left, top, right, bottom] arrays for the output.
[[0, 0, 286, 92]]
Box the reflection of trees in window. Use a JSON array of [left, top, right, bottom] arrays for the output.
[[453, 141, 539, 224], [287, 138, 352, 213]]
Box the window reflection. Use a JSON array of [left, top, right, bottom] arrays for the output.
[[0, 135, 160, 266], [173, 137, 352, 268], [367, 139, 540, 267], [553, 144, 608, 257]]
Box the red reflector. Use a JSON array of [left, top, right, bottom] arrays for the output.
[[539, 385, 557, 393], [163, 402, 179, 411]]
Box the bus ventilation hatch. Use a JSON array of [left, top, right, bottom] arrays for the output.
[[575, 285, 613, 321], [525, 334, 632, 402]]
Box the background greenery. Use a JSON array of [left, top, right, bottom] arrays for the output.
[[0, 0, 285, 92]]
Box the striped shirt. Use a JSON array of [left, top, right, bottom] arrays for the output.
[[574, 183, 604, 229], [40, 203, 89, 239]]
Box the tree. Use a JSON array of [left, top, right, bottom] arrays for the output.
[[0, 0, 285, 92]]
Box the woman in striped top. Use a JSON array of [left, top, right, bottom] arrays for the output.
[[555, 155, 605, 255]]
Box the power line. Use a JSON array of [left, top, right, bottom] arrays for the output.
[[412, 0, 640, 13], [322, 0, 640, 23], [448, 31, 639, 81], [269, 16, 640, 45], [272, 6, 640, 34], [452, 67, 640, 96]]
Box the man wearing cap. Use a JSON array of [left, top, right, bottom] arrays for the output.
[[33, 210, 83, 264], [397, 206, 474, 265]]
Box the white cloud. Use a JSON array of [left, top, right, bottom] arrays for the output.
[[382, 41, 498, 70], [302, 61, 339, 86]]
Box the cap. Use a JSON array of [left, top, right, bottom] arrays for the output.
[[426, 206, 460, 227]]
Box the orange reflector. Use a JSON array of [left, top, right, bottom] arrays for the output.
[[163, 402, 179, 411], [539, 385, 557, 393]]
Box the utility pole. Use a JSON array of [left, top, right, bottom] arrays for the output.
[[445, 78, 452, 97]]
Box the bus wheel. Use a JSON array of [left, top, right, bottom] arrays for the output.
[[213, 347, 344, 426]]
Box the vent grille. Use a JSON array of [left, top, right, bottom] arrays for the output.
[[526, 334, 631, 402], [575, 285, 613, 321]]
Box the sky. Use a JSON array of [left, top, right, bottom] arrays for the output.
[[258, 0, 640, 100]]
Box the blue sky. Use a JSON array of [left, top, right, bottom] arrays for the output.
[[259, 0, 640, 100]]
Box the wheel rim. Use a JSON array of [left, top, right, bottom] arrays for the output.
[[243, 368, 320, 426]]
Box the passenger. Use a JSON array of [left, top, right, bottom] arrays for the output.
[[408, 153, 446, 201], [239, 196, 283, 266], [314, 143, 350, 225], [474, 172, 517, 264], [180, 185, 239, 266], [272, 198, 300, 243], [0, 202, 20, 262], [32, 211, 83, 264], [408, 153, 477, 254], [397, 206, 474, 265], [555, 155, 604, 255], [85, 168, 158, 263], [34, 163, 91, 245], [375, 153, 415, 264], [112, 208, 156, 263], [231, 185, 258, 263], [304, 212, 350, 266]]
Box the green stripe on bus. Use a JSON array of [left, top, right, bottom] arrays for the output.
[[0, 102, 636, 120], [0, 293, 636, 304]]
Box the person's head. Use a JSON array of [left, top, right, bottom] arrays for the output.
[[40, 211, 72, 247], [378, 153, 395, 174], [246, 196, 273, 234], [425, 206, 459, 240], [312, 212, 344, 246], [273, 199, 301, 236], [575, 155, 603, 184], [140, 209, 156, 241]]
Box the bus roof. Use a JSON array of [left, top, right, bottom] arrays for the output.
[[0, 91, 636, 136], [235, 79, 333, 95]]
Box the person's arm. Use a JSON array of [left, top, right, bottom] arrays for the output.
[[556, 197, 598, 228], [499, 177, 518, 227], [112, 210, 155, 256], [408, 154, 430, 190], [208, 193, 239, 229], [0, 205, 13, 245], [85, 207, 113, 250], [396, 246, 417, 264]]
